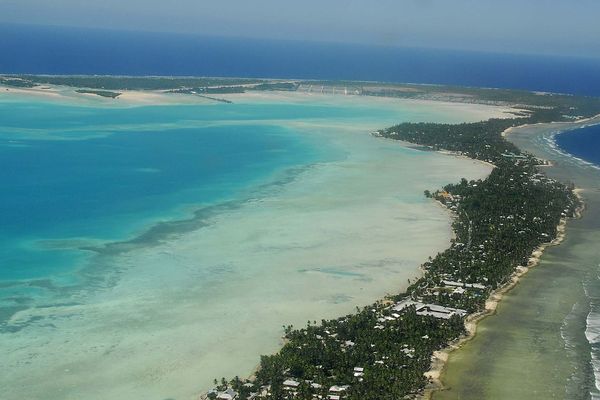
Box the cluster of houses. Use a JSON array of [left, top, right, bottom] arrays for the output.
[[205, 388, 240, 400], [501, 152, 529, 161], [205, 381, 354, 400], [391, 299, 467, 320], [203, 290, 473, 400], [204, 233, 494, 400], [425, 276, 488, 298], [437, 190, 462, 211], [281, 379, 351, 400]]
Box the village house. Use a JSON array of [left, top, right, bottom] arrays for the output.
[[392, 299, 467, 319]]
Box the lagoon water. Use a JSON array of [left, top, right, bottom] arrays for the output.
[[0, 91, 501, 399]]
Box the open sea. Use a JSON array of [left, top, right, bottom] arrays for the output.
[[1, 23, 600, 96], [555, 124, 600, 168]]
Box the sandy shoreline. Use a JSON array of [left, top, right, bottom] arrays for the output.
[[421, 119, 595, 399]]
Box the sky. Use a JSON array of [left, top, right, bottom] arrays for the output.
[[2, 0, 600, 58]]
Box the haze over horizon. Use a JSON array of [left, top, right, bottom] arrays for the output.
[[2, 0, 600, 59]]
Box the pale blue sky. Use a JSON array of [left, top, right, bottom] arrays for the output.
[[2, 0, 600, 57]]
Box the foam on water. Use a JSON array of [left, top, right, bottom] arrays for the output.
[[550, 125, 600, 172], [583, 266, 600, 397], [541, 127, 600, 398], [561, 298, 593, 399]]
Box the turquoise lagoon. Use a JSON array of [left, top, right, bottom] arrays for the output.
[[0, 91, 503, 399]]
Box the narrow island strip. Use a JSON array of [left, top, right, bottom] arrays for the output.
[[200, 96, 599, 400]]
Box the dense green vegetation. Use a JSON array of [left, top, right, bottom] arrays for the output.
[[205, 103, 592, 400], [75, 89, 121, 98], [384, 118, 525, 164], [251, 82, 298, 91]]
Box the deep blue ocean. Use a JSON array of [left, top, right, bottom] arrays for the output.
[[555, 124, 600, 167], [1, 23, 600, 96]]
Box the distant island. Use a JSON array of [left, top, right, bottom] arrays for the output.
[[2, 74, 600, 399]]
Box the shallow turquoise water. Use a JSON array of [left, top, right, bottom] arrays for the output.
[[0, 98, 353, 316], [0, 92, 501, 400], [1, 94, 448, 319], [1, 125, 318, 278]]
